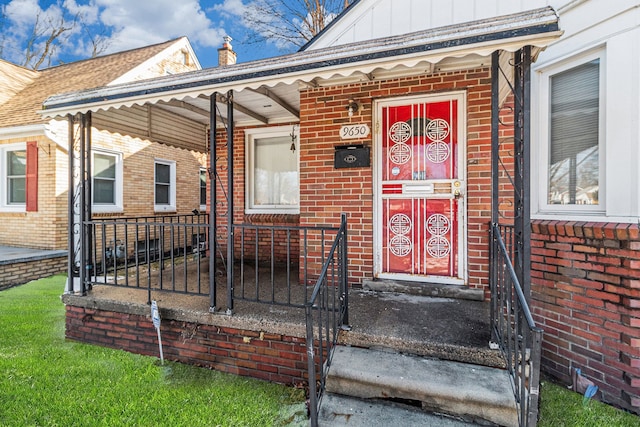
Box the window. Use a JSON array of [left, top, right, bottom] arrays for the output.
[[92, 151, 123, 212], [0, 143, 26, 211], [537, 50, 604, 214], [199, 168, 207, 211], [155, 159, 176, 212], [245, 126, 299, 214]]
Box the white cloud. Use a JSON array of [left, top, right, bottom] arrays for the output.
[[63, 0, 100, 25], [3, 0, 43, 28], [94, 0, 226, 54], [213, 0, 247, 17]]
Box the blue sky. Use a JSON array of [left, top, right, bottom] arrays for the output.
[[0, 0, 290, 69]]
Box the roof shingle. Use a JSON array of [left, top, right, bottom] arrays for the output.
[[0, 38, 182, 128]]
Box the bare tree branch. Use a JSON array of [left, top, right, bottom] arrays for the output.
[[81, 21, 110, 58], [242, 0, 349, 50], [1, 4, 110, 70], [31, 15, 74, 70]]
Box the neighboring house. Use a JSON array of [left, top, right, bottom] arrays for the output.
[[42, 0, 639, 418], [0, 37, 205, 252]]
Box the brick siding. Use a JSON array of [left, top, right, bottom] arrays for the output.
[[0, 255, 66, 290], [212, 69, 494, 293], [531, 220, 640, 413], [65, 305, 310, 385]]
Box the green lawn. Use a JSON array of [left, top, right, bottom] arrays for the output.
[[2, 275, 639, 427], [0, 275, 306, 427], [539, 379, 640, 427]]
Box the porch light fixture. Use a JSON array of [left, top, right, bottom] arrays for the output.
[[290, 125, 297, 153], [346, 99, 359, 116]]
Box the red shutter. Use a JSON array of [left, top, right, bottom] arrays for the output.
[[26, 141, 38, 212]]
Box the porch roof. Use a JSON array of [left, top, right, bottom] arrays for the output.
[[41, 7, 560, 128]]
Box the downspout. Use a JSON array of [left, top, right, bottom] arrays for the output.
[[79, 113, 87, 295]]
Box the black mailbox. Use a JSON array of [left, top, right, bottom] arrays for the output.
[[334, 144, 370, 169]]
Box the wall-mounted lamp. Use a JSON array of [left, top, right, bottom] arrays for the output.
[[346, 99, 359, 117], [290, 125, 297, 153]]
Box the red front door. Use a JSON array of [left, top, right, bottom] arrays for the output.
[[376, 93, 465, 284]]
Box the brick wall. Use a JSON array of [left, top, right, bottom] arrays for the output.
[[209, 70, 494, 291], [65, 305, 310, 385], [298, 69, 493, 291], [0, 256, 66, 289], [531, 220, 640, 413], [0, 136, 67, 250], [92, 127, 207, 218]]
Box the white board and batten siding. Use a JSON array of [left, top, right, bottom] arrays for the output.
[[307, 0, 556, 50], [531, 0, 640, 222]]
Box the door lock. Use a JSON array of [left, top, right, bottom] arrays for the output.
[[453, 181, 463, 198]]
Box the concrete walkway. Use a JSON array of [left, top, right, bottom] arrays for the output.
[[0, 245, 67, 265]]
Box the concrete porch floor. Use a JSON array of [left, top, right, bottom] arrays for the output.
[[74, 264, 502, 368]]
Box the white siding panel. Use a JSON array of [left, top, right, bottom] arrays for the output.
[[531, 0, 640, 221], [370, 1, 393, 39], [309, 0, 554, 49], [431, 0, 454, 28], [453, 0, 478, 25], [604, 29, 640, 218], [409, 0, 433, 31]]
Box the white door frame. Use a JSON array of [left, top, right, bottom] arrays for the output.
[[373, 91, 467, 284]]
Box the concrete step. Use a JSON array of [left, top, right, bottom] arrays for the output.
[[319, 393, 477, 426], [341, 290, 505, 369], [325, 346, 518, 427]]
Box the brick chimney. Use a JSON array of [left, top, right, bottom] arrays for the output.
[[218, 36, 237, 66]]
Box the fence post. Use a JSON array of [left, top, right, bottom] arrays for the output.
[[306, 303, 318, 427], [340, 213, 349, 328]]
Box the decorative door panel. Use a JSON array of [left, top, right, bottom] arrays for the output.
[[382, 198, 458, 276], [382, 101, 458, 182], [377, 94, 465, 283]]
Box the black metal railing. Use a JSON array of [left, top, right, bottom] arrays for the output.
[[305, 213, 349, 427], [86, 214, 211, 303], [491, 223, 543, 427], [85, 214, 344, 310], [231, 222, 342, 308]]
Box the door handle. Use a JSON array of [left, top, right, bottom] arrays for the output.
[[453, 181, 463, 198]]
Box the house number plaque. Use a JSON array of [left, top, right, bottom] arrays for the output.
[[340, 124, 370, 139]]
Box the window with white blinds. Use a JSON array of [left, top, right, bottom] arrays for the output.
[[548, 59, 601, 206], [245, 126, 299, 214]]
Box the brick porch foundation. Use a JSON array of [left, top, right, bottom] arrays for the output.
[[63, 299, 310, 386], [531, 220, 640, 413]]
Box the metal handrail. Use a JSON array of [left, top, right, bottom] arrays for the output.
[[491, 223, 543, 427], [306, 213, 349, 427]]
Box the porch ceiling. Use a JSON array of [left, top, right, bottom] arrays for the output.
[[41, 7, 561, 129]]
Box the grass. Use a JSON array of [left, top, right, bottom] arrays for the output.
[[0, 275, 306, 427], [539, 379, 640, 427], [2, 275, 640, 426]]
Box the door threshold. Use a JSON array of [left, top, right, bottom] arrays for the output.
[[362, 279, 484, 301]]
